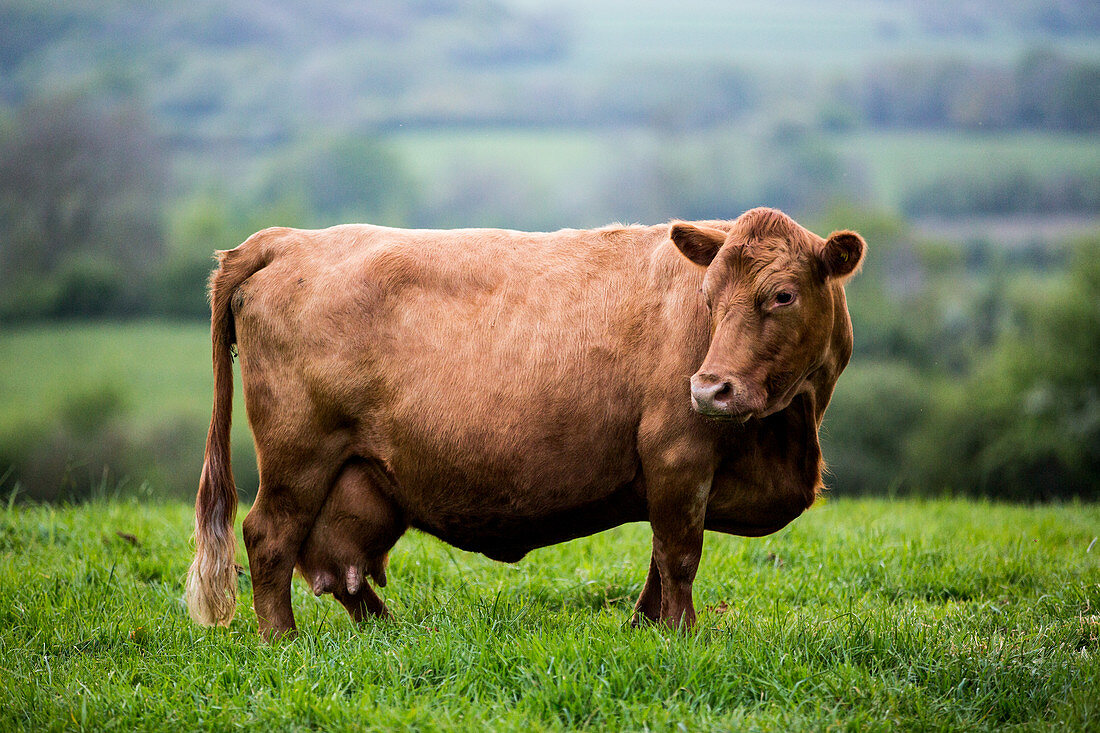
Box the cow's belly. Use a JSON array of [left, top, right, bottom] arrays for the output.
[[407, 479, 647, 561], [373, 407, 645, 557], [334, 298, 647, 552]]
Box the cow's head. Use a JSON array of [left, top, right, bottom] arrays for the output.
[[671, 207, 864, 422]]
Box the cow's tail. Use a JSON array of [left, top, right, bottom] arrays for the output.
[[185, 231, 275, 626]]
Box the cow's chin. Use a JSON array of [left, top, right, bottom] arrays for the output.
[[692, 404, 753, 423], [690, 396, 759, 423], [691, 391, 797, 423]]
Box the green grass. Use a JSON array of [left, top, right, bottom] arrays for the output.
[[2, 497, 1097, 730]]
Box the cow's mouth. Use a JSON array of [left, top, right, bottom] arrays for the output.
[[689, 397, 756, 423]]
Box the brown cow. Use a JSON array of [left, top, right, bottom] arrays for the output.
[[185, 207, 864, 638]]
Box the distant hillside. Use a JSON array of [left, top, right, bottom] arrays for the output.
[[5, 0, 1099, 153], [0, 0, 570, 147], [1, 0, 1098, 241]]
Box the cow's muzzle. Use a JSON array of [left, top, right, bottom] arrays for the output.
[[689, 373, 764, 421]]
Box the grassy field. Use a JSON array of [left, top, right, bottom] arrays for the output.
[[391, 127, 1100, 224], [2, 497, 1097, 730], [0, 321, 292, 441], [0, 322, 221, 437], [0, 321, 257, 501], [829, 130, 1100, 212]]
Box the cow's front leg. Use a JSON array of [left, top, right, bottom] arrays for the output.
[[644, 474, 710, 630], [650, 512, 705, 629]]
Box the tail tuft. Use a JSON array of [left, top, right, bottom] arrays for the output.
[[184, 235, 273, 626]]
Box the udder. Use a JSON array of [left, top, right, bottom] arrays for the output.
[[296, 461, 405, 620]]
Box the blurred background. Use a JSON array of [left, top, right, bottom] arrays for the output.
[[1, 0, 1098, 503]]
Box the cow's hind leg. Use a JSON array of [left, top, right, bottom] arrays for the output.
[[298, 460, 405, 623], [334, 581, 389, 622], [243, 449, 345, 640], [631, 554, 663, 625]]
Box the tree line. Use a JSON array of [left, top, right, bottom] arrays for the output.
[[818, 210, 1099, 501], [837, 49, 1100, 133]]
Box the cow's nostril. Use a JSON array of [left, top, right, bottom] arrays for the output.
[[690, 374, 736, 409]]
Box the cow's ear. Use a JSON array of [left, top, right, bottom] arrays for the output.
[[670, 222, 727, 267], [818, 230, 865, 280]]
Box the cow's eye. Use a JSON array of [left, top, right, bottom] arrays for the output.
[[774, 291, 796, 307]]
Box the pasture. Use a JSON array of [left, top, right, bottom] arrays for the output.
[[0, 322, 256, 502], [2, 497, 1097, 730], [391, 128, 1100, 223], [0, 322, 222, 437]]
